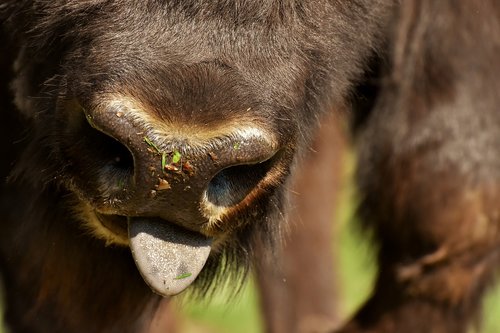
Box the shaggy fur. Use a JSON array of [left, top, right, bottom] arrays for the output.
[[4, 1, 500, 333], [339, 1, 500, 332], [0, 1, 392, 332]]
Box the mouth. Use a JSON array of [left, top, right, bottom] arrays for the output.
[[91, 211, 212, 296], [128, 217, 212, 297], [95, 212, 128, 241]]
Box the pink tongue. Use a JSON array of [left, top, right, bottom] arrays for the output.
[[128, 218, 212, 296]]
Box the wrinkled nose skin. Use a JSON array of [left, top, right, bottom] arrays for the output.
[[64, 97, 282, 296]]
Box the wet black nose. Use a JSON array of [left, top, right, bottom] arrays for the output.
[[72, 99, 279, 231]]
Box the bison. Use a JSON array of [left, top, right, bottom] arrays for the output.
[[2, 0, 499, 333], [0, 1, 391, 332]]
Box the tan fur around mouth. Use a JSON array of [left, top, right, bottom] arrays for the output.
[[74, 202, 129, 247]]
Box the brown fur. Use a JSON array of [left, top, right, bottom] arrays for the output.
[[340, 1, 500, 332], [5, 1, 498, 332], [0, 1, 392, 332]]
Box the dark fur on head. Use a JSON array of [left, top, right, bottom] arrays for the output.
[[0, 1, 392, 332]]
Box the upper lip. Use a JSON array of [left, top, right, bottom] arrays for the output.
[[94, 210, 220, 241]]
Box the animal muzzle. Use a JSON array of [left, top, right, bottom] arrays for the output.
[[62, 97, 282, 295]]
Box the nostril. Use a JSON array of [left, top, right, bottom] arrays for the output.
[[95, 131, 134, 173], [206, 157, 275, 207], [84, 117, 134, 174], [65, 105, 135, 188]]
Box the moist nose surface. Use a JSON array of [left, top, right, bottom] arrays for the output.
[[83, 100, 278, 231], [130, 131, 278, 231]]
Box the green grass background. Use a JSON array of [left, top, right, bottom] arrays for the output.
[[1, 157, 500, 332]]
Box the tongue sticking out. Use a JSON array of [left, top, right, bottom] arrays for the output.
[[128, 218, 212, 296]]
